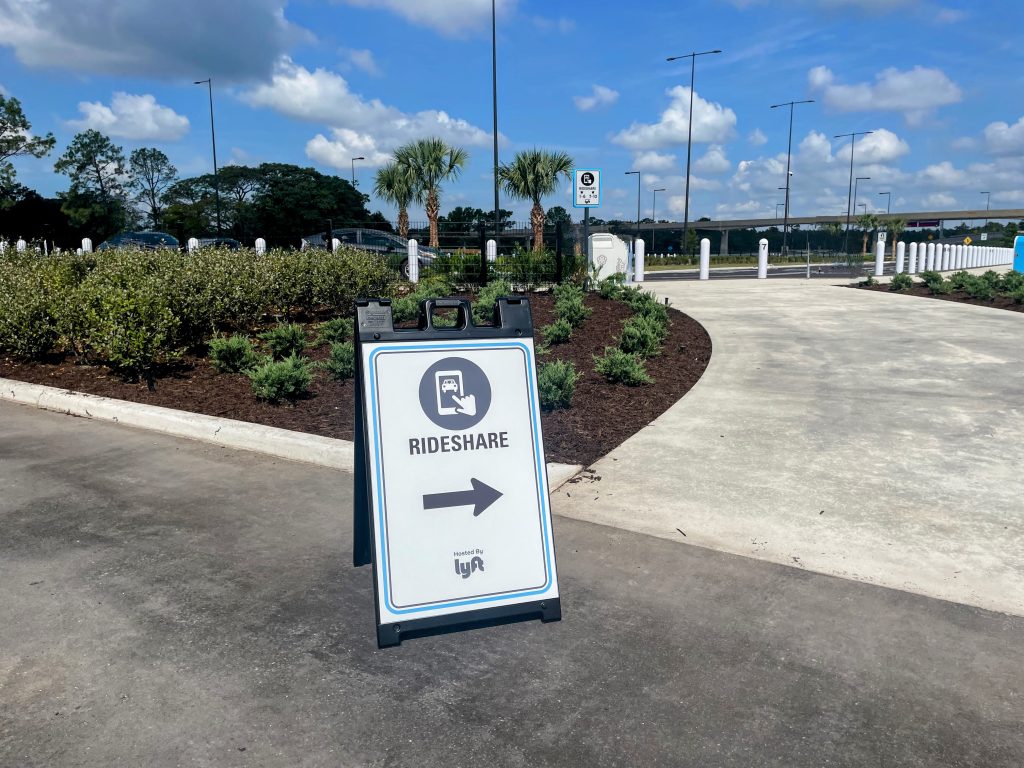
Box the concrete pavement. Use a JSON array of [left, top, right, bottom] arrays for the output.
[[554, 277, 1024, 616], [2, 401, 1023, 767]]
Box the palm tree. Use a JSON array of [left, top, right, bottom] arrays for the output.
[[373, 162, 417, 240], [888, 217, 906, 263], [498, 148, 575, 252], [857, 213, 879, 259], [392, 138, 467, 248]]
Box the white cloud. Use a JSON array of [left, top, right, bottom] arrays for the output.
[[918, 161, 966, 188], [983, 116, 1024, 156], [0, 0, 307, 80], [951, 136, 976, 151], [242, 58, 493, 169], [573, 84, 619, 112], [343, 48, 381, 77], [921, 192, 956, 207], [808, 65, 961, 124], [838, 129, 910, 164], [340, 0, 516, 36], [67, 92, 189, 141], [748, 128, 768, 146], [612, 86, 737, 150], [694, 144, 730, 174], [632, 151, 677, 173]]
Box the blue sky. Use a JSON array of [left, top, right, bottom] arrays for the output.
[[2, 0, 1023, 224]]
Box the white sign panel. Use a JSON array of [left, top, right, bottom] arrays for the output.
[[573, 168, 601, 208], [361, 338, 558, 625]]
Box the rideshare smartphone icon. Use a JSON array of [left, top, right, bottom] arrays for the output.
[[434, 370, 464, 415]]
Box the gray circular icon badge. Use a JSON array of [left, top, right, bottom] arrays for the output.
[[419, 357, 492, 430]]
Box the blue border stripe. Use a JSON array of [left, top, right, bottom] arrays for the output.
[[366, 340, 556, 617]]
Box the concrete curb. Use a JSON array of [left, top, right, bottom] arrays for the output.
[[0, 377, 582, 489]]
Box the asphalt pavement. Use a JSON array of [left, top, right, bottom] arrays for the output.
[[644, 261, 896, 280], [2, 401, 1022, 767]]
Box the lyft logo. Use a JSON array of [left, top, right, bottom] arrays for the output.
[[455, 556, 485, 579]]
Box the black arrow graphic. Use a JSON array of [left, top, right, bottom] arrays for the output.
[[423, 478, 503, 517]]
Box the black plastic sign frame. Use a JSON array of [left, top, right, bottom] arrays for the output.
[[353, 296, 561, 648]]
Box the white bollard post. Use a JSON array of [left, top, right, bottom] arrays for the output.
[[634, 238, 645, 282], [485, 239, 497, 262], [188, 237, 199, 253], [407, 239, 419, 283], [925, 242, 935, 271], [908, 242, 918, 274], [699, 237, 710, 280], [895, 241, 905, 274], [874, 239, 885, 277], [76, 247, 83, 256], [255, 237, 266, 255], [331, 237, 341, 252], [940, 244, 950, 271], [17, 238, 27, 252], [82, 237, 93, 254], [757, 238, 768, 279], [0, 240, 5, 255]]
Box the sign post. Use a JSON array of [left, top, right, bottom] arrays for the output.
[[573, 169, 601, 269], [353, 297, 561, 648]]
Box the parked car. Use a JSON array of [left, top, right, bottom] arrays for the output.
[[301, 228, 436, 279], [96, 231, 179, 251]]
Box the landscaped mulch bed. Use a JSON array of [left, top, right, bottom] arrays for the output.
[[0, 294, 712, 467], [852, 283, 1024, 313]]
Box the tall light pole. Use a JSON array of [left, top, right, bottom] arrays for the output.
[[835, 130, 873, 254], [981, 191, 990, 227], [770, 98, 813, 256], [626, 171, 640, 245], [193, 78, 221, 235], [858, 202, 868, 215], [666, 49, 721, 256], [491, 0, 501, 240], [878, 191, 891, 215], [350, 156, 364, 187], [853, 176, 870, 220], [652, 187, 666, 253]]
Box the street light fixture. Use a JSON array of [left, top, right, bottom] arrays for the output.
[[776, 202, 785, 219], [835, 130, 874, 253], [350, 156, 365, 187], [770, 99, 813, 256], [858, 202, 868, 214], [652, 187, 666, 253], [981, 191, 991, 227], [878, 191, 891, 216], [193, 78, 222, 235], [625, 171, 641, 245], [666, 49, 722, 259], [853, 176, 870, 218]]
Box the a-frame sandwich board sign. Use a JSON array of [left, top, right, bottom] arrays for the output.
[[353, 296, 561, 648]]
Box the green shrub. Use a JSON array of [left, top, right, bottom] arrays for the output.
[[948, 271, 971, 289], [247, 354, 313, 403], [597, 273, 627, 300], [918, 270, 943, 289], [594, 347, 652, 385], [209, 335, 257, 373], [999, 270, 1023, 293], [980, 270, 1002, 288], [0, 255, 82, 358], [1011, 287, 1024, 304], [890, 272, 913, 292], [964, 276, 994, 301], [553, 282, 590, 328], [491, 248, 557, 289], [860, 274, 877, 287], [472, 279, 513, 325], [619, 285, 659, 311], [259, 323, 307, 359], [323, 341, 356, 381], [634, 299, 670, 331], [541, 318, 573, 345], [315, 317, 350, 346], [392, 277, 455, 325], [619, 314, 668, 358], [537, 360, 579, 411]]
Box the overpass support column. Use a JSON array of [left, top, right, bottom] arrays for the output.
[[720, 228, 729, 257]]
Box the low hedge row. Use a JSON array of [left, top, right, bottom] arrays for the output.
[[0, 246, 398, 378]]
